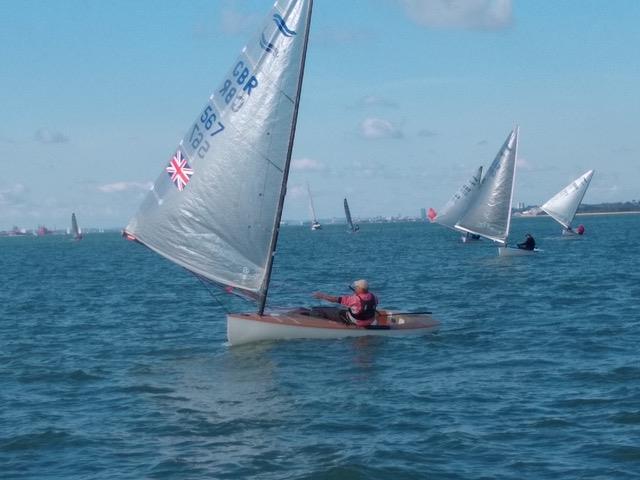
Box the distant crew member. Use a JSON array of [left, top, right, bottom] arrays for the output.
[[517, 233, 536, 251], [313, 279, 378, 327], [576, 224, 585, 235]]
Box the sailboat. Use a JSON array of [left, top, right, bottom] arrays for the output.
[[456, 127, 533, 256], [307, 182, 322, 230], [344, 198, 359, 233], [123, 0, 439, 345], [431, 166, 483, 242], [71, 213, 83, 240], [541, 170, 594, 235]]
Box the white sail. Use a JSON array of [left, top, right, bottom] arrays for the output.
[[435, 166, 483, 231], [71, 213, 80, 237], [307, 182, 319, 223], [124, 0, 312, 301], [541, 170, 594, 229], [456, 128, 519, 245]]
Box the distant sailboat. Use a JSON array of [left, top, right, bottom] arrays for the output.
[[432, 166, 483, 242], [71, 213, 83, 240], [307, 182, 322, 230], [344, 198, 359, 233], [541, 170, 594, 235], [122, 0, 439, 345], [456, 127, 533, 256]]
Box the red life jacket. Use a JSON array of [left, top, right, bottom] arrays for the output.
[[349, 293, 378, 321]]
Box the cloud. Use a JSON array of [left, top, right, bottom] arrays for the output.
[[291, 158, 325, 172], [287, 184, 307, 200], [476, 139, 488, 146], [0, 183, 28, 207], [35, 128, 69, 144], [217, 2, 261, 35], [350, 95, 398, 109], [516, 157, 533, 170], [359, 117, 403, 140], [397, 0, 512, 30], [98, 181, 152, 193], [417, 128, 438, 138]]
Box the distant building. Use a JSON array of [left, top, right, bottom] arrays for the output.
[[516, 201, 525, 210], [420, 208, 427, 220]]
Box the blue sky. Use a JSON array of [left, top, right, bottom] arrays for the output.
[[1, 0, 638, 228]]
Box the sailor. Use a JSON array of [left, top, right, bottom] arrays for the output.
[[576, 224, 585, 235], [517, 233, 536, 251], [313, 279, 378, 327]]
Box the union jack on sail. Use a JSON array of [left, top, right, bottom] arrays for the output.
[[166, 150, 194, 191]]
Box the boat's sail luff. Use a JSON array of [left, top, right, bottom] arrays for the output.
[[307, 182, 318, 223], [71, 213, 80, 237], [124, 0, 311, 296], [436, 166, 483, 231], [344, 198, 354, 231], [455, 129, 518, 245], [541, 170, 594, 229]]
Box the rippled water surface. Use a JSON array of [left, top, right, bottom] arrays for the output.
[[1, 215, 639, 479]]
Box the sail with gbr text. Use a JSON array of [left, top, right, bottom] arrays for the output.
[[124, 0, 312, 300]]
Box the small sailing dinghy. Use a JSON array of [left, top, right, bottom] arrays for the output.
[[541, 170, 594, 236], [307, 182, 322, 230], [456, 127, 535, 256], [71, 213, 83, 241], [344, 198, 359, 233], [431, 166, 483, 242], [123, 0, 439, 346]]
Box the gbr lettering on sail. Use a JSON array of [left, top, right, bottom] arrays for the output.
[[182, 61, 259, 162]]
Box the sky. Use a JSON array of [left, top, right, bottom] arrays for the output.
[[0, 0, 639, 228]]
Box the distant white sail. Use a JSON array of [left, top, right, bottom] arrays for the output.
[[541, 170, 594, 229], [307, 182, 319, 223], [124, 0, 312, 300], [456, 128, 519, 245], [435, 166, 483, 231]]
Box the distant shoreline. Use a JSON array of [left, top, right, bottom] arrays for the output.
[[515, 211, 640, 219]]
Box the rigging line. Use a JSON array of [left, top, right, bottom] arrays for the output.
[[191, 272, 231, 314]]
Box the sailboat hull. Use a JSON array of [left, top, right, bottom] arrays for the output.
[[227, 310, 439, 346], [497, 247, 537, 257]]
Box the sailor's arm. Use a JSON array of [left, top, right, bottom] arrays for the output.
[[313, 292, 340, 303]]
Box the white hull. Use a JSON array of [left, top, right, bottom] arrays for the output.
[[561, 228, 583, 236], [498, 246, 538, 256], [311, 222, 322, 230], [227, 310, 440, 346]]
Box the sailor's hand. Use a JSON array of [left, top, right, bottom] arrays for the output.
[[313, 292, 326, 300]]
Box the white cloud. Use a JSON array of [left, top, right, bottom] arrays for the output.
[[360, 117, 403, 139], [517, 157, 533, 170], [287, 184, 307, 200], [398, 0, 512, 30], [351, 95, 398, 109], [291, 158, 325, 171], [98, 181, 152, 193], [34, 128, 69, 144]]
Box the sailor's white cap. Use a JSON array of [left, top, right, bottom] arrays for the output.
[[353, 279, 369, 290]]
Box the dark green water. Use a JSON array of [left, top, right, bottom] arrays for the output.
[[1, 215, 639, 479]]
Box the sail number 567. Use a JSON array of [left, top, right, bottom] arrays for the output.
[[189, 106, 225, 158]]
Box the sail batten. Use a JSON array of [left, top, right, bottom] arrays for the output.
[[456, 128, 519, 244], [541, 170, 594, 229], [125, 0, 313, 302]]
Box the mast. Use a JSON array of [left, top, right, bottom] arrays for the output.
[[258, 0, 313, 315], [504, 125, 519, 245], [307, 182, 318, 223]]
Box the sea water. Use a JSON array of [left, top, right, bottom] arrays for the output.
[[1, 215, 639, 479]]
